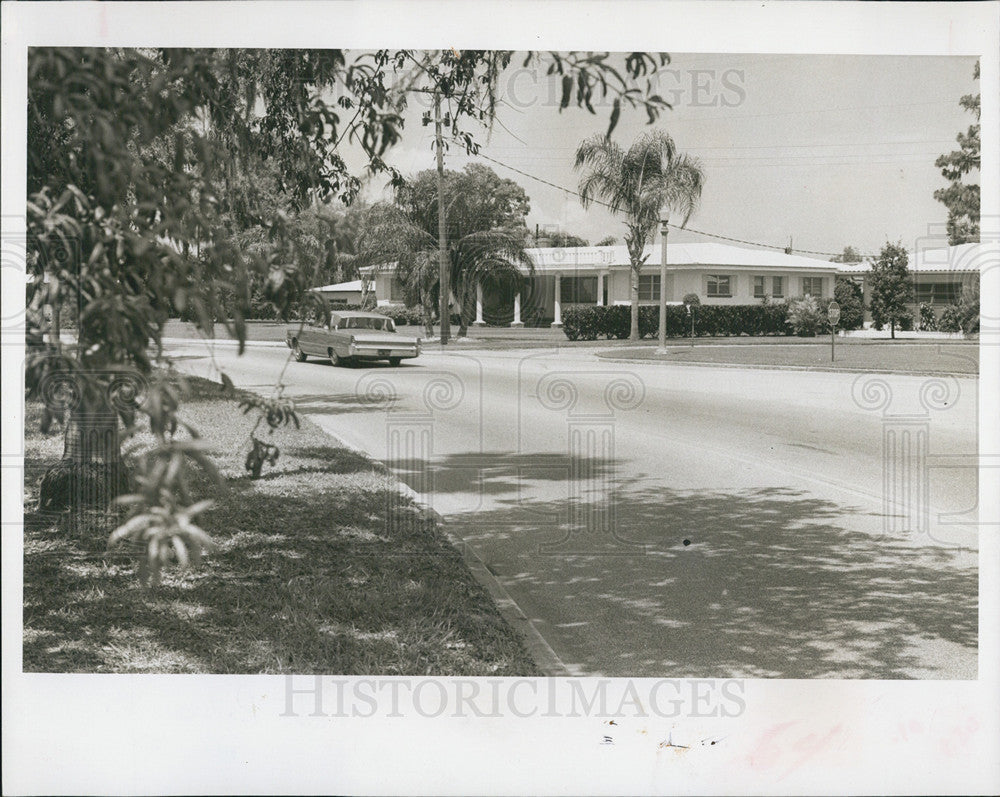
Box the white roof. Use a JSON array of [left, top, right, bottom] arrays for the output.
[[525, 242, 837, 272], [313, 279, 363, 292], [836, 242, 990, 274]]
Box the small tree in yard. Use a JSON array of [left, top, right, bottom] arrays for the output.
[[919, 302, 938, 332], [833, 276, 865, 330], [868, 242, 914, 339]]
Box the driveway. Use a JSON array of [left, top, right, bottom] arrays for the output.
[[168, 339, 980, 678]]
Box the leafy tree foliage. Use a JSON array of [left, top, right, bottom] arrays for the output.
[[829, 246, 863, 264], [575, 130, 705, 340], [937, 285, 978, 335], [868, 242, 913, 338], [918, 302, 937, 332], [26, 46, 677, 580], [934, 62, 980, 244], [595, 235, 619, 247], [359, 164, 534, 336], [833, 276, 865, 330], [540, 231, 589, 248], [785, 295, 824, 336]]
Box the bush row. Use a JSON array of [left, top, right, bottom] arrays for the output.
[[322, 303, 440, 327], [562, 303, 793, 341]]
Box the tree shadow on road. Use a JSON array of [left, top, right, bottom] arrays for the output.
[[445, 482, 977, 679]]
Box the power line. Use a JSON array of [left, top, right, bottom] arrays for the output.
[[478, 153, 875, 258]]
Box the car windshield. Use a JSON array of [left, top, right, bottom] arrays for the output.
[[336, 316, 395, 332]]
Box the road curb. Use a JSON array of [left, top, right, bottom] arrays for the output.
[[307, 423, 571, 677], [593, 351, 978, 378], [160, 337, 288, 349]]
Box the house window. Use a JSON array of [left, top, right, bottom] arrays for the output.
[[754, 276, 784, 298], [707, 275, 732, 297], [914, 282, 961, 304], [637, 274, 661, 302], [802, 277, 823, 297], [560, 276, 598, 304]]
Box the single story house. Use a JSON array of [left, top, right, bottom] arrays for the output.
[[357, 239, 986, 328], [837, 241, 984, 323], [362, 241, 840, 327], [311, 279, 364, 307]]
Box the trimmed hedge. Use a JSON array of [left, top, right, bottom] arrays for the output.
[[562, 303, 791, 341]]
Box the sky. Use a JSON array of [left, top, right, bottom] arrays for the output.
[[349, 53, 980, 260]]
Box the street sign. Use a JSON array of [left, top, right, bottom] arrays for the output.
[[827, 301, 840, 362]]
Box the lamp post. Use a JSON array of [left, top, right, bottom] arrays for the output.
[[656, 218, 669, 354]]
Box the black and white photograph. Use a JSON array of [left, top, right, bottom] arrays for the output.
[[2, 1, 998, 794]]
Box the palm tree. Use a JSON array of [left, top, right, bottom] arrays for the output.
[[450, 230, 533, 335], [575, 130, 705, 341], [358, 203, 439, 336], [357, 203, 535, 337]]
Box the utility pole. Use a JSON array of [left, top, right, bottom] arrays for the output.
[[656, 218, 669, 354], [435, 89, 450, 345]]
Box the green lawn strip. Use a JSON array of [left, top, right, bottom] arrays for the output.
[[22, 377, 540, 675], [598, 342, 978, 375]]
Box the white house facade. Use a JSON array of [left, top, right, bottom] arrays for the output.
[[311, 279, 364, 306], [837, 241, 984, 323], [363, 241, 839, 327], [356, 240, 985, 328]]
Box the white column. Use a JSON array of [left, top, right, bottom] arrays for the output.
[[473, 281, 485, 326], [597, 271, 606, 306], [511, 290, 524, 327], [551, 273, 563, 327]]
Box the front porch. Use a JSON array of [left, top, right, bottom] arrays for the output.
[[471, 272, 616, 328]]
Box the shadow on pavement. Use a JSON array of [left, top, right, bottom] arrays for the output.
[[437, 476, 978, 679]]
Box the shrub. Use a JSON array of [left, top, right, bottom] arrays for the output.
[[833, 277, 865, 330], [919, 302, 937, 331], [785, 295, 824, 336], [938, 304, 963, 333], [959, 282, 980, 334], [562, 303, 790, 341], [378, 305, 425, 326]]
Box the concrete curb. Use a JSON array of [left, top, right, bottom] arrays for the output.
[[306, 421, 570, 677], [594, 351, 979, 378], [160, 337, 288, 349]]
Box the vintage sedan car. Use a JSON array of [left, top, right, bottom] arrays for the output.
[[286, 311, 420, 367]]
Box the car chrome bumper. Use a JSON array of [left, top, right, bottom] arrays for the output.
[[350, 346, 418, 358]]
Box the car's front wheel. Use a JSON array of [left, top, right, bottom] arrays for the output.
[[328, 348, 342, 367], [292, 340, 307, 362], [388, 357, 402, 367]]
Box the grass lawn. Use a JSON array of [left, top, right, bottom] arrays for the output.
[[599, 340, 979, 375], [22, 375, 539, 675]]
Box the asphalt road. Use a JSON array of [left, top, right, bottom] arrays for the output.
[[169, 339, 980, 679]]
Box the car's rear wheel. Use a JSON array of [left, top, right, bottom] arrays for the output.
[[388, 357, 402, 367], [292, 340, 307, 362], [328, 348, 342, 367]]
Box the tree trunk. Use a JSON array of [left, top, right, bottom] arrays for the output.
[[457, 276, 471, 337], [891, 319, 895, 339], [422, 294, 435, 338], [630, 266, 640, 341], [37, 391, 131, 513]]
